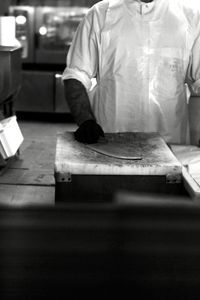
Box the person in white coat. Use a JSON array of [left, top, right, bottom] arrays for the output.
[[62, 0, 200, 144]]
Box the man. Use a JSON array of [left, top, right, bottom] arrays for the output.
[[62, 0, 200, 144]]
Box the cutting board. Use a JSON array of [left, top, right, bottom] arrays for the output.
[[54, 132, 183, 201], [55, 132, 181, 176]]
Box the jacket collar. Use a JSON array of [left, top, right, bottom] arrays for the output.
[[125, 0, 156, 15]]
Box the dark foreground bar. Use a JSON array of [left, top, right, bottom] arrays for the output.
[[0, 194, 200, 299]]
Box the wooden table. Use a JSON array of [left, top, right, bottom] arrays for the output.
[[54, 132, 186, 202]]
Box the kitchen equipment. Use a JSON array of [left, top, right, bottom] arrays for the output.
[[9, 5, 88, 64], [0, 16, 16, 47], [0, 45, 22, 166], [54, 132, 184, 202], [15, 70, 54, 113], [0, 115, 24, 159], [55, 73, 70, 113], [35, 6, 89, 64], [9, 6, 35, 63], [9, 5, 87, 113], [0, 45, 22, 104]]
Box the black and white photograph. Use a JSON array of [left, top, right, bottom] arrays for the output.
[[1, 0, 200, 298]]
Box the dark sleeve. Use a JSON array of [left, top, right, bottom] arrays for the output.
[[64, 79, 95, 126]]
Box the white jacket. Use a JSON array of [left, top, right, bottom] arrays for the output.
[[62, 0, 200, 144]]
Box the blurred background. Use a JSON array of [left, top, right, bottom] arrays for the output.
[[0, 0, 99, 118]]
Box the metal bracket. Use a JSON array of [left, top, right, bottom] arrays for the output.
[[55, 172, 72, 183], [166, 173, 182, 184]]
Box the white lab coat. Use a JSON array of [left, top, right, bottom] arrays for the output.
[[62, 0, 200, 144]]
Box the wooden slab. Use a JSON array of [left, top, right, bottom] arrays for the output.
[[171, 145, 200, 200], [54, 132, 186, 202], [55, 132, 182, 177]]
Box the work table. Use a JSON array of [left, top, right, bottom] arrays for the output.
[[55, 132, 188, 202], [1, 123, 200, 297]]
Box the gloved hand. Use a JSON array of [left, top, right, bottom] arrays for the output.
[[74, 119, 104, 144]]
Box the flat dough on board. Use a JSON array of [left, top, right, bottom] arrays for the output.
[[86, 135, 142, 160]]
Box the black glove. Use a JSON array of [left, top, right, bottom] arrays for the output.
[[74, 119, 104, 144]]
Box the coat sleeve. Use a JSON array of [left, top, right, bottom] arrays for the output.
[[62, 5, 104, 91], [186, 16, 200, 96]]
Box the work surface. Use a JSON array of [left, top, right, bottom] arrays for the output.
[[0, 120, 196, 205], [55, 132, 182, 175], [55, 132, 185, 202], [0, 120, 199, 298], [0, 119, 76, 206]]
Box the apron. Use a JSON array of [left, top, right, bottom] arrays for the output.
[[89, 0, 192, 144]]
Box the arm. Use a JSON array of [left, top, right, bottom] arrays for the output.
[[186, 11, 200, 145], [64, 78, 95, 126], [64, 78, 104, 143], [188, 95, 200, 146], [62, 5, 106, 143]]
